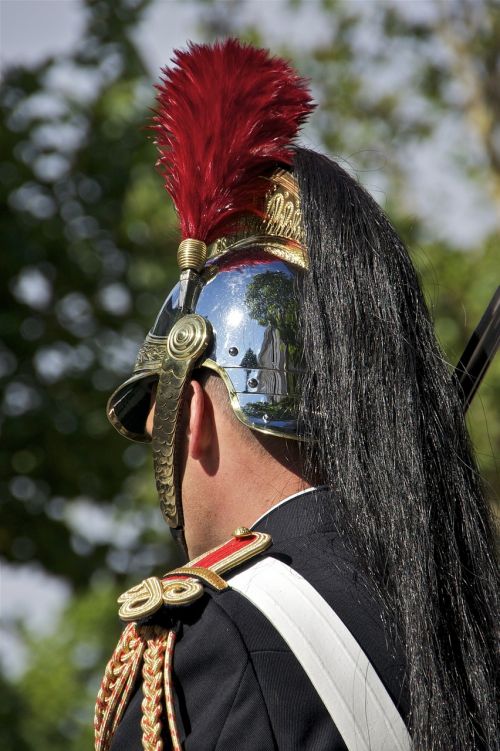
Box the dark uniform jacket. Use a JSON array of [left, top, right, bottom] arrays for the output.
[[110, 488, 409, 750]]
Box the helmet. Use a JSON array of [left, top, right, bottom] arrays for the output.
[[106, 40, 314, 539]]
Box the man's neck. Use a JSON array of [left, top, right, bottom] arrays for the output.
[[250, 485, 325, 529], [184, 472, 311, 558]]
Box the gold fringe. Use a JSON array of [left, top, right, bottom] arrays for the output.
[[95, 623, 144, 751], [95, 625, 182, 751], [164, 630, 182, 751], [141, 627, 168, 751]]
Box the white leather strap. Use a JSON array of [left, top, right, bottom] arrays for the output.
[[229, 557, 410, 751]]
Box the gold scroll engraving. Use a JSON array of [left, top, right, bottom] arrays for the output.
[[135, 334, 169, 372], [206, 168, 307, 270]]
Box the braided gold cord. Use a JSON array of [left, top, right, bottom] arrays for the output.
[[112, 637, 145, 735], [96, 625, 182, 751], [95, 624, 144, 751], [141, 627, 168, 751], [164, 630, 182, 751]]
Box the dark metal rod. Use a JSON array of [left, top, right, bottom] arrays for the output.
[[454, 286, 500, 412]]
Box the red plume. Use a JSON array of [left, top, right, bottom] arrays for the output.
[[153, 39, 314, 244]]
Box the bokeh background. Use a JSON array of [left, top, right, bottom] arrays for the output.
[[1, 0, 499, 748]]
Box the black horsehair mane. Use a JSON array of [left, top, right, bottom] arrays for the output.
[[293, 147, 499, 751]]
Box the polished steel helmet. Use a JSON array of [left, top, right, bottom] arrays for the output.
[[106, 40, 314, 542], [108, 170, 308, 531]]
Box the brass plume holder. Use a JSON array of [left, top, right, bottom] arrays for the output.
[[177, 238, 207, 272]]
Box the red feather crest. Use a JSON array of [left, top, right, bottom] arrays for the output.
[[153, 39, 314, 244]]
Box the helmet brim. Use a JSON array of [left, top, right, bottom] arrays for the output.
[[107, 371, 158, 443]]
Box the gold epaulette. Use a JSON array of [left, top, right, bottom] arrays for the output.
[[117, 528, 272, 622]]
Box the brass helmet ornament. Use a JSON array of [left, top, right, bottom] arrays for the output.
[[107, 40, 314, 548]]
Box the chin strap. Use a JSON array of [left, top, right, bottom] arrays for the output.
[[152, 313, 212, 530]]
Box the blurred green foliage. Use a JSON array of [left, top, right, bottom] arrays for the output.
[[1, 2, 181, 745], [1, 0, 180, 583], [1, 0, 498, 748]]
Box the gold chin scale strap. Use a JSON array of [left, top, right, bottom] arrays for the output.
[[152, 313, 212, 530]]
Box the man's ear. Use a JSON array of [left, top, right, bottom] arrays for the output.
[[187, 379, 207, 461]]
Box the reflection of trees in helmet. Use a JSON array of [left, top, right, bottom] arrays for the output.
[[244, 270, 301, 397], [243, 396, 297, 415], [245, 271, 298, 354], [240, 348, 259, 393], [240, 348, 259, 370], [242, 396, 299, 431]]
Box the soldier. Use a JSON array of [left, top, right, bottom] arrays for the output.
[[95, 40, 499, 751]]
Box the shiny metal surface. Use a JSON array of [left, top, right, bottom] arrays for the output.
[[108, 249, 304, 441]]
